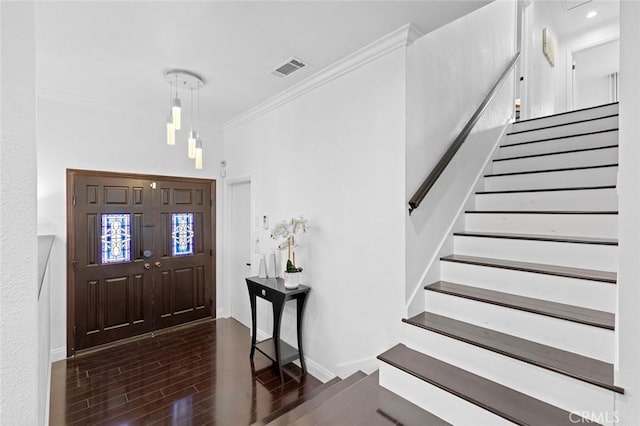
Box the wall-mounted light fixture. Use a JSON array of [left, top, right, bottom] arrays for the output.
[[164, 69, 206, 169]]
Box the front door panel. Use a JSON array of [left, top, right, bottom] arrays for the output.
[[69, 171, 214, 353], [153, 180, 213, 329], [73, 175, 155, 350]]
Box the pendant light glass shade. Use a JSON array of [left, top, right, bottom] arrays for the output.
[[166, 114, 175, 145], [188, 130, 197, 159], [195, 138, 203, 169], [163, 69, 206, 168], [172, 97, 182, 130]]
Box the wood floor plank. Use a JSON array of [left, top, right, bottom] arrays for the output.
[[49, 318, 323, 426], [266, 371, 368, 426], [292, 371, 449, 425], [255, 376, 342, 426]]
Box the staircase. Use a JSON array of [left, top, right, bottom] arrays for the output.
[[378, 102, 623, 425], [254, 370, 450, 425]]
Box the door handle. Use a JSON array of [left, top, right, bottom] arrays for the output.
[[154, 261, 162, 268], [144, 263, 151, 270]]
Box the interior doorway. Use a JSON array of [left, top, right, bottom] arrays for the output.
[[67, 169, 216, 355], [226, 179, 252, 328], [571, 39, 620, 110]]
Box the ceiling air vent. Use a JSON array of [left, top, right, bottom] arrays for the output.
[[271, 57, 307, 78]]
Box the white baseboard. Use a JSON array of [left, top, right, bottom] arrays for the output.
[[216, 309, 230, 319], [50, 347, 66, 363], [297, 356, 335, 384], [45, 362, 51, 426], [334, 356, 378, 378], [256, 328, 270, 342]]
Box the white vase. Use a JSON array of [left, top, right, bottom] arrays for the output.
[[284, 271, 301, 289]]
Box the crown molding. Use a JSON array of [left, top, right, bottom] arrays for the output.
[[223, 23, 424, 132]]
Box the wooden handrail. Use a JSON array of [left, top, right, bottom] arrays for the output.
[[408, 52, 520, 215]]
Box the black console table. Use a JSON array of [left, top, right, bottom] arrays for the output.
[[246, 276, 310, 382]]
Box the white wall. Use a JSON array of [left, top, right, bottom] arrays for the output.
[[522, 1, 619, 116], [561, 23, 619, 111], [0, 2, 39, 424], [224, 47, 407, 378], [38, 257, 52, 426], [572, 39, 619, 109], [36, 93, 224, 359], [405, 0, 516, 307], [522, 0, 564, 118], [616, 1, 640, 423]]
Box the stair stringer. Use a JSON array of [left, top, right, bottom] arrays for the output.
[[406, 123, 509, 317]]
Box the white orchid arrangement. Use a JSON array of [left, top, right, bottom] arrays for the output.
[[271, 216, 308, 273]]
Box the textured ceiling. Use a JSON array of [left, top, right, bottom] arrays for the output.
[[35, 1, 491, 125]]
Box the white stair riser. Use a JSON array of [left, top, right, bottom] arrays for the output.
[[475, 188, 618, 211], [402, 324, 616, 417], [512, 104, 618, 133], [465, 213, 618, 239], [506, 115, 618, 145], [378, 362, 514, 426], [492, 147, 618, 174], [423, 291, 614, 362], [453, 236, 617, 272], [484, 166, 617, 191], [500, 131, 618, 158], [440, 261, 616, 312]]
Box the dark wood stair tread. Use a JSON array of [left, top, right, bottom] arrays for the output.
[[403, 312, 623, 393], [494, 144, 617, 162], [255, 376, 342, 425], [506, 115, 618, 136], [465, 210, 618, 215], [292, 371, 450, 426], [266, 371, 366, 426], [511, 102, 617, 126], [377, 344, 598, 425], [453, 231, 617, 245], [485, 163, 618, 178], [425, 281, 614, 330], [440, 254, 617, 284], [476, 185, 616, 195]]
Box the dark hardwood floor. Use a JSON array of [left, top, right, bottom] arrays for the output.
[[50, 318, 323, 425]]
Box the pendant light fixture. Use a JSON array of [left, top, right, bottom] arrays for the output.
[[188, 88, 197, 159], [172, 74, 182, 130], [166, 82, 176, 145], [195, 137, 203, 170], [163, 69, 206, 169], [166, 114, 176, 145]]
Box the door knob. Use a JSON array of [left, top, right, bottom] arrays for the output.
[[154, 261, 162, 268], [144, 263, 151, 270]]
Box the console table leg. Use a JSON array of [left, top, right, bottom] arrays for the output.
[[248, 288, 257, 360], [296, 294, 308, 374], [272, 296, 286, 383]]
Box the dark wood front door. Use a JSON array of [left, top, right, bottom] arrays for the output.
[[67, 170, 215, 354]]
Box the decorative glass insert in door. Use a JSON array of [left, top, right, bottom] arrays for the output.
[[101, 213, 132, 264], [172, 213, 195, 256]]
